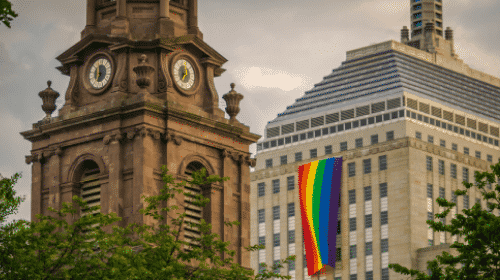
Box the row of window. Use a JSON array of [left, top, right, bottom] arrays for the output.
[[349, 239, 388, 259], [259, 230, 296, 247], [409, 110, 500, 147], [349, 183, 388, 204], [257, 203, 295, 223], [257, 110, 404, 152], [416, 131, 496, 161], [264, 131, 394, 169], [345, 269, 389, 280], [347, 156, 387, 177], [257, 176, 295, 197]]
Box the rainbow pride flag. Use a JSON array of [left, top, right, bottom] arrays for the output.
[[298, 157, 342, 276]]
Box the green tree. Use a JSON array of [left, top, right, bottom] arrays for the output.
[[0, 166, 295, 279], [0, 0, 18, 28], [0, 172, 25, 228], [388, 161, 500, 279]]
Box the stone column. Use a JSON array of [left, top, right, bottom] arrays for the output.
[[47, 149, 62, 220], [239, 155, 253, 269], [116, 0, 126, 18], [159, 0, 169, 18], [27, 153, 43, 224], [129, 128, 145, 239], [111, 0, 130, 37], [157, 0, 175, 38], [221, 149, 235, 262], [81, 0, 97, 38], [187, 0, 202, 39], [104, 132, 124, 233]]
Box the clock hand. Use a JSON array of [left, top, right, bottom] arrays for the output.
[[182, 66, 187, 80]]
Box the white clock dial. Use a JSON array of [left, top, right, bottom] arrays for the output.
[[89, 58, 112, 89], [173, 59, 195, 90]]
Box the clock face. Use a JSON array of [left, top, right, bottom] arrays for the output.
[[173, 59, 195, 90], [89, 58, 112, 89]]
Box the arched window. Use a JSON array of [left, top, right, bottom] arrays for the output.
[[183, 161, 207, 250], [79, 160, 101, 238]]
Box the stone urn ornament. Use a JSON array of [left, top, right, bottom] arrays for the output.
[[222, 83, 244, 122], [133, 54, 155, 95], [39, 80, 60, 122]]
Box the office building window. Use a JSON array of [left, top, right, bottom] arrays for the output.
[[463, 168, 469, 183], [355, 138, 363, 148], [439, 187, 445, 199], [295, 152, 302, 162], [350, 274, 358, 280], [274, 260, 280, 273], [266, 159, 273, 168], [380, 183, 387, 197], [348, 162, 356, 177], [272, 179, 280, 194], [366, 271, 373, 280], [438, 160, 445, 175], [364, 186, 372, 201], [381, 239, 389, 253], [426, 156, 433, 171], [310, 148, 317, 158], [274, 233, 280, 247], [350, 245, 357, 258], [464, 147, 469, 155], [288, 203, 295, 217], [365, 241, 373, 256], [288, 230, 295, 244], [464, 195, 469, 209], [381, 211, 388, 225], [259, 236, 265, 246], [451, 164, 457, 179], [440, 139, 446, 147], [427, 212, 434, 221], [349, 189, 356, 204], [340, 141, 348, 151], [381, 268, 389, 280], [258, 183, 265, 197], [349, 217, 356, 231], [371, 134, 378, 145], [365, 214, 372, 228], [288, 260, 295, 271], [427, 184, 433, 198], [386, 130, 394, 141], [280, 155, 287, 165], [476, 198, 481, 209], [287, 176, 294, 190], [273, 206, 280, 220], [475, 151, 481, 159], [258, 209, 265, 223], [428, 135, 434, 144], [452, 143, 457, 151], [416, 131, 422, 139], [487, 155, 493, 162], [379, 155, 387, 171], [364, 159, 372, 174], [325, 145, 332, 155]]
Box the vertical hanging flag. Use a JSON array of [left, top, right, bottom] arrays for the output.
[[298, 157, 342, 276]]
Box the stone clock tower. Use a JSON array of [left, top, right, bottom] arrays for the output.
[[20, 0, 260, 272]]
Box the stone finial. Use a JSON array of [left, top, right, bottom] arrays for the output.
[[400, 26, 409, 43], [445, 27, 453, 41], [39, 80, 60, 120], [222, 83, 244, 121], [133, 54, 155, 94]]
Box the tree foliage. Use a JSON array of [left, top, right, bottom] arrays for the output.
[[0, 0, 18, 28], [388, 161, 500, 279], [0, 166, 295, 279]]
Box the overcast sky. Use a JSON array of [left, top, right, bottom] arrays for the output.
[[1, 0, 499, 226]]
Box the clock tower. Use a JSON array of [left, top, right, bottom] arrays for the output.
[[20, 0, 260, 272]]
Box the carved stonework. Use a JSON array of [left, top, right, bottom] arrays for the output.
[[65, 65, 79, 106], [112, 52, 129, 92], [55, 147, 64, 157], [158, 52, 170, 93]]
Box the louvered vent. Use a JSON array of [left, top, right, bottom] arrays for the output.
[[341, 109, 354, 121], [281, 123, 294, 135], [326, 113, 339, 124], [356, 105, 370, 117], [431, 106, 442, 118], [80, 161, 101, 241], [418, 102, 430, 114], [387, 98, 401, 110], [266, 127, 280, 138], [296, 119, 310, 131], [184, 161, 206, 251], [490, 126, 499, 137], [371, 101, 385, 114], [311, 116, 325, 128], [478, 122, 488, 133], [407, 98, 418, 110], [443, 110, 454, 122], [455, 115, 465, 126], [467, 118, 476, 129]]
